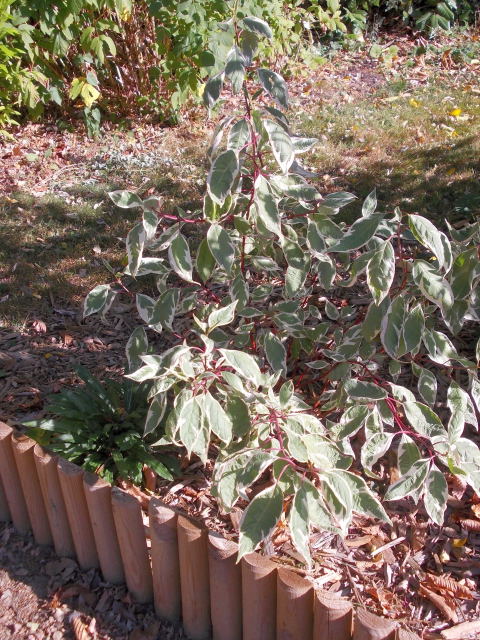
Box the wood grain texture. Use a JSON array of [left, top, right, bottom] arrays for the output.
[[111, 487, 153, 603]]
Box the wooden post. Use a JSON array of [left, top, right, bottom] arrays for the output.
[[208, 532, 242, 640], [149, 498, 181, 622], [57, 458, 98, 569], [111, 486, 153, 603], [241, 553, 277, 640], [353, 609, 397, 640], [11, 434, 52, 546], [177, 515, 211, 640], [0, 474, 10, 522], [276, 567, 313, 640], [83, 473, 124, 584], [314, 589, 353, 640], [33, 445, 75, 557], [396, 631, 421, 640], [0, 422, 30, 534]]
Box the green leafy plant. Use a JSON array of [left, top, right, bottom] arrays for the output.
[[25, 362, 177, 485], [84, 8, 480, 565]]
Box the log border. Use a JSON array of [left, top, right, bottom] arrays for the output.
[[0, 423, 420, 640]]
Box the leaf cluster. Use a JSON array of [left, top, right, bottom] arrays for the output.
[[25, 365, 177, 485], [84, 10, 480, 565]]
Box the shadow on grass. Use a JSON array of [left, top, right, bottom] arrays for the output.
[[330, 136, 480, 225], [0, 173, 200, 326]]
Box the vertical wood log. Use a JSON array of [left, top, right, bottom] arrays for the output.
[[0, 422, 30, 534], [11, 434, 52, 546], [396, 631, 421, 640], [0, 474, 10, 522], [208, 532, 242, 640], [57, 458, 98, 569], [353, 610, 397, 640], [314, 589, 353, 640], [111, 486, 153, 603], [177, 515, 211, 640], [241, 553, 277, 640], [83, 473, 124, 584], [33, 445, 74, 557], [276, 567, 313, 640], [149, 498, 181, 622]]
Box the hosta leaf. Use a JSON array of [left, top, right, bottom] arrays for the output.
[[242, 16, 273, 39], [408, 214, 453, 272], [384, 459, 429, 501], [219, 349, 263, 387], [257, 68, 288, 109], [367, 240, 395, 305], [207, 224, 235, 275], [424, 465, 448, 525], [397, 435, 421, 475], [264, 333, 287, 376], [126, 326, 148, 372], [344, 379, 387, 401], [263, 119, 294, 173], [238, 484, 283, 558], [203, 72, 224, 109], [202, 391, 232, 443], [254, 176, 282, 238], [126, 223, 146, 277], [83, 284, 112, 318], [207, 149, 239, 205], [196, 238, 216, 283], [328, 214, 382, 252]]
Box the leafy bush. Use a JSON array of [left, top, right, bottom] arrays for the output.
[[25, 364, 177, 485], [0, 0, 304, 134], [85, 10, 480, 564]]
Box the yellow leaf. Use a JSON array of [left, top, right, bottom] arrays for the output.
[[43, 353, 52, 359], [449, 108, 462, 117], [452, 537, 467, 548], [409, 98, 421, 108]]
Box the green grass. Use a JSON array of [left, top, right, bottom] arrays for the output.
[[298, 79, 480, 224]]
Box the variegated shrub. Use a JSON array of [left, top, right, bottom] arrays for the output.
[[84, 11, 480, 566]]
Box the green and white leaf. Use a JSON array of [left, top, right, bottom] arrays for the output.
[[126, 326, 148, 372], [238, 484, 283, 558], [384, 459, 430, 501], [408, 214, 453, 272], [263, 119, 294, 173], [126, 223, 146, 277], [83, 284, 112, 318], [264, 333, 287, 376], [207, 149, 239, 205], [207, 224, 235, 275], [257, 68, 288, 109], [367, 240, 395, 305], [424, 465, 448, 525], [219, 349, 263, 387]]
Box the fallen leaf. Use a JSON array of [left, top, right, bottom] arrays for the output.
[[419, 584, 458, 622]]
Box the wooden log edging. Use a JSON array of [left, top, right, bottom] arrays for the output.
[[1, 443, 414, 640]]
